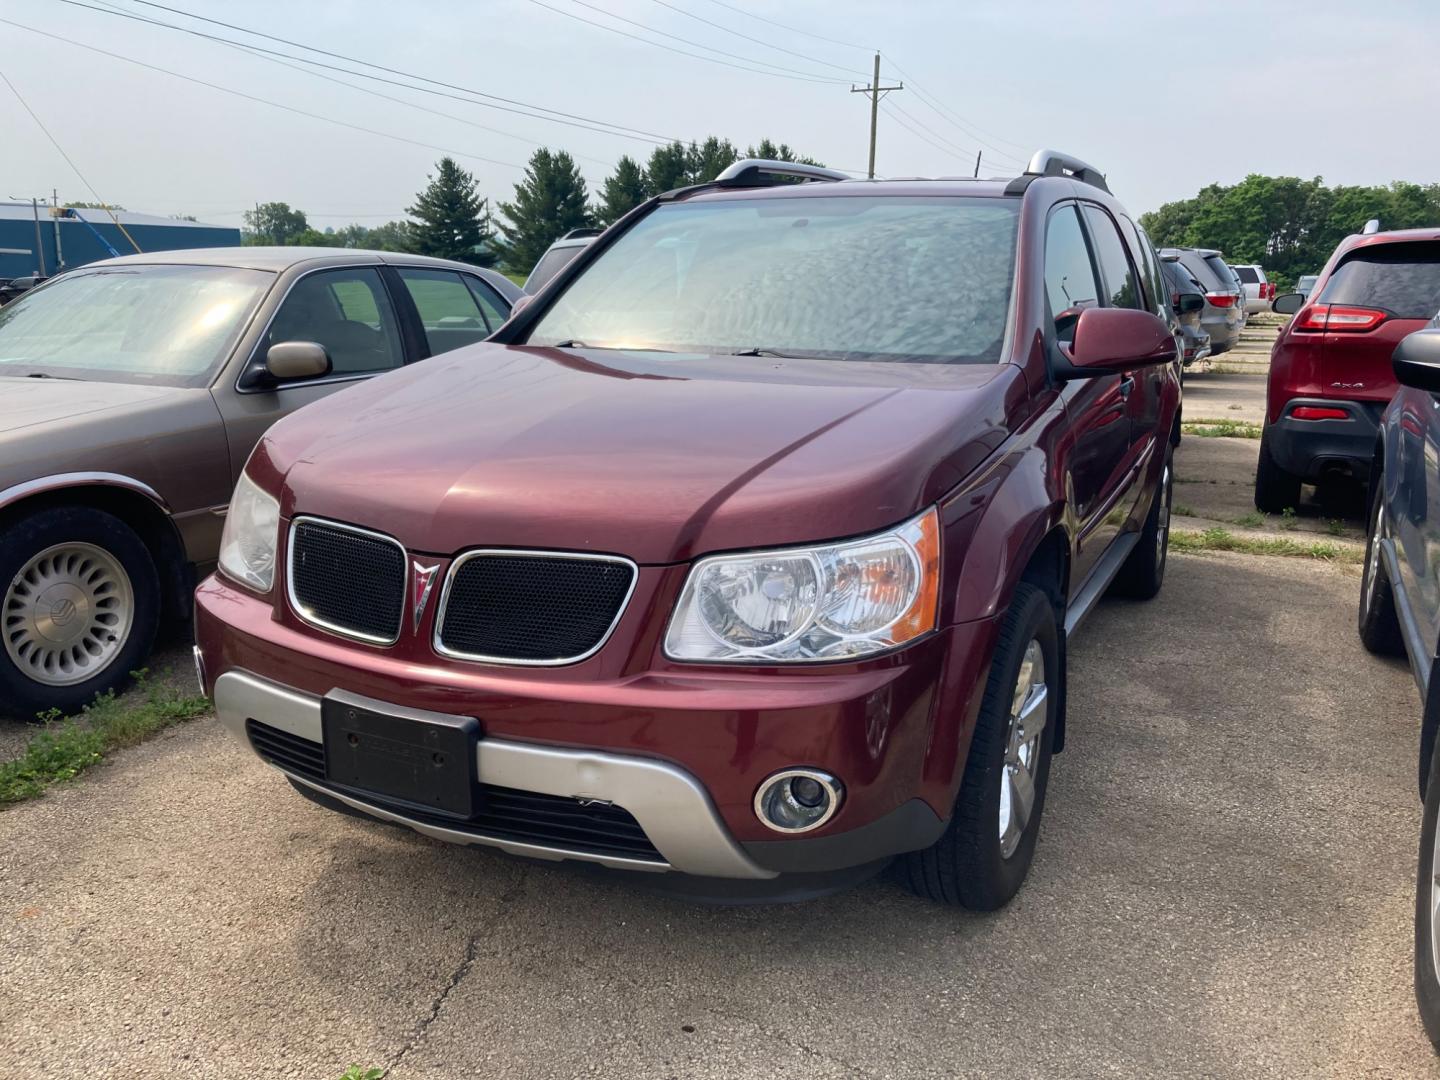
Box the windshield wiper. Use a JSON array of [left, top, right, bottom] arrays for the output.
[[730, 347, 805, 358], [17, 371, 79, 380], [553, 340, 587, 348]]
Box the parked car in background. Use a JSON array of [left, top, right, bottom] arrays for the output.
[[1296, 274, 1320, 300], [1161, 258, 1211, 367], [196, 151, 1181, 910], [1355, 325, 1440, 1051], [1161, 247, 1243, 355], [0, 247, 519, 717], [0, 273, 48, 306], [1256, 226, 1440, 511], [523, 228, 600, 293], [1231, 264, 1274, 315]]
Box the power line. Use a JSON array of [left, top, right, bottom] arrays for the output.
[[527, 0, 853, 86], [885, 100, 977, 162], [881, 57, 1032, 162], [0, 65, 142, 251], [881, 101, 975, 167], [1, 17, 530, 172], [645, 0, 870, 79], [74, 0, 619, 167], [125, 0, 683, 143], [695, 0, 873, 52]]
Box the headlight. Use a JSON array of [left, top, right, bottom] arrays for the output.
[[664, 508, 939, 663], [217, 472, 280, 592]]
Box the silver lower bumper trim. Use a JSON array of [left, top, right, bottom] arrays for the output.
[[212, 670, 774, 880]]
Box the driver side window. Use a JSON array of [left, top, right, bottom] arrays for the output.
[[265, 268, 405, 377], [1044, 206, 1100, 344]]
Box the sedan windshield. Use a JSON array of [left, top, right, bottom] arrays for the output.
[[0, 264, 272, 386], [526, 195, 1019, 364]]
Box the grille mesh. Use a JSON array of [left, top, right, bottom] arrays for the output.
[[245, 719, 662, 861], [290, 520, 405, 642], [438, 553, 634, 662]]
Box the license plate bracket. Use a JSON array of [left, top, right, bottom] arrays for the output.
[[321, 691, 478, 818]]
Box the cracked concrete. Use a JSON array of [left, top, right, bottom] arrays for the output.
[[1, 552, 1434, 1077]]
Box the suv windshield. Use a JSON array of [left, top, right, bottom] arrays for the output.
[[526, 195, 1020, 364], [0, 264, 272, 386], [1319, 243, 1440, 319]]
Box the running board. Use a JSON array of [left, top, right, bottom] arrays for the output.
[[1064, 531, 1139, 637]]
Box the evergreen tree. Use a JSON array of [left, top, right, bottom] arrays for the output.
[[407, 157, 495, 267], [643, 141, 692, 194], [596, 155, 650, 225], [497, 149, 592, 273], [745, 139, 826, 167], [686, 136, 739, 184]]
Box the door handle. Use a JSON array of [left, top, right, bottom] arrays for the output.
[[1118, 375, 1135, 400]]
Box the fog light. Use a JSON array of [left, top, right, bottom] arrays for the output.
[[754, 769, 843, 834]]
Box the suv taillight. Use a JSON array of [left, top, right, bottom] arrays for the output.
[[1290, 303, 1388, 333], [1206, 293, 1236, 308]]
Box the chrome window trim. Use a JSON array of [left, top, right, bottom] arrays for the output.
[[286, 515, 407, 646], [433, 548, 638, 666]]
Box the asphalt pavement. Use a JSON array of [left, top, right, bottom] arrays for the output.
[[0, 550, 1432, 1079]]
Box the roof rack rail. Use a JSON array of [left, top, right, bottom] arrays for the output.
[[1003, 149, 1110, 195], [560, 227, 603, 240], [713, 158, 851, 188], [1362, 218, 1381, 235]]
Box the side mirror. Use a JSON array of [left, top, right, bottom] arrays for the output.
[[1272, 292, 1304, 315], [265, 340, 331, 381], [1175, 292, 1205, 315], [504, 294, 533, 321], [1393, 329, 1440, 392], [1062, 307, 1177, 376]]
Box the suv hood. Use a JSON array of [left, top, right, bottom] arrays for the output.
[[257, 344, 1026, 564]]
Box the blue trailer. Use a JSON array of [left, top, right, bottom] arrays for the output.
[[0, 201, 240, 279]]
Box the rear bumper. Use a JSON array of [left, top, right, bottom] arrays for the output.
[[1267, 398, 1383, 481]]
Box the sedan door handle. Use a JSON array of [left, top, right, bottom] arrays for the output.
[[1118, 375, 1135, 400]]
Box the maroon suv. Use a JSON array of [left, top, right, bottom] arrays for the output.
[[1257, 225, 1440, 512], [194, 152, 1181, 908]]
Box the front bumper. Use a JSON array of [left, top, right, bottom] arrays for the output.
[[1268, 398, 1383, 481]]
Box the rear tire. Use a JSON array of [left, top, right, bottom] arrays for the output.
[[0, 507, 159, 720], [901, 583, 1058, 910], [1415, 740, 1440, 1050], [1255, 423, 1302, 513], [1359, 480, 1406, 657], [1111, 451, 1172, 600]]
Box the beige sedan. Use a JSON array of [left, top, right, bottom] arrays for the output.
[[0, 247, 518, 718]]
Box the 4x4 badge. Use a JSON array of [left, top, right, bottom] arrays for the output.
[[411, 561, 441, 632]]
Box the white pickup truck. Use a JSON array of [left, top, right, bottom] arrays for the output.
[[1231, 264, 1273, 315]]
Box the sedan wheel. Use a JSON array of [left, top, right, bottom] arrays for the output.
[[4, 542, 136, 687], [1000, 640, 1047, 859]]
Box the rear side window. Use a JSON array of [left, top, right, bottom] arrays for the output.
[[1177, 252, 1228, 293], [1044, 205, 1100, 342], [1234, 266, 1260, 284], [1202, 255, 1239, 291], [397, 268, 492, 356], [1318, 243, 1440, 319], [1081, 205, 1140, 310], [1118, 215, 1165, 315]]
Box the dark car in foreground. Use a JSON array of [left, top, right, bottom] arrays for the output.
[[1258, 227, 1440, 511], [1356, 325, 1440, 1050], [195, 152, 1181, 908], [0, 248, 518, 717]]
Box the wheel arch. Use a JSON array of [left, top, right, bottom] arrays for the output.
[[0, 475, 191, 626]]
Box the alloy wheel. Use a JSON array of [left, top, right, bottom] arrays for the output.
[[3, 542, 134, 687], [1432, 809, 1440, 988], [1364, 497, 1385, 615], [999, 639, 1048, 859], [1156, 462, 1172, 565]]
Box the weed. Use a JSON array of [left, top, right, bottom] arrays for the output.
[[1280, 507, 1299, 531], [1233, 511, 1265, 528], [1173, 503, 1195, 517], [1228, 403, 1243, 411], [1169, 527, 1362, 564], [1326, 519, 1346, 537], [339, 1068, 384, 1080], [1180, 418, 1263, 439], [0, 673, 209, 806]]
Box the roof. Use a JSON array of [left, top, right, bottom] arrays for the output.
[[1341, 227, 1440, 250], [0, 201, 229, 230]]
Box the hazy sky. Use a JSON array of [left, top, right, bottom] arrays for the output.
[[3, 0, 1437, 230]]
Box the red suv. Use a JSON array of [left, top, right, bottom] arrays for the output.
[[1257, 226, 1440, 511], [194, 153, 1181, 908]]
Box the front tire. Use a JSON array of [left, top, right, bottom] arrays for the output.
[[0, 507, 159, 720], [1255, 423, 1302, 513], [1359, 482, 1405, 657], [901, 582, 1059, 910]]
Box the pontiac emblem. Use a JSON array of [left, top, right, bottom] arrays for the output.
[[411, 561, 441, 632]]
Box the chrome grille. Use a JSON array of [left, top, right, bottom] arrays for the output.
[[435, 550, 636, 664], [288, 518, 406, 644]]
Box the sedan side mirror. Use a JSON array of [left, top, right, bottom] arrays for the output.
[[1393, 329, 1440, 392], [1061, 307, 1177, 376], [265, 340, 331, 381], [1174, 292, 1205, 315], [1273, 292, 1305, 315]]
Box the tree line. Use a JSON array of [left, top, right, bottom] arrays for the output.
[[242, 136, 821, 276], [1139, 175, 1440, 290]]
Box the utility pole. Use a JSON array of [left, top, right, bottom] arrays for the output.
[[51, 188, 63, 269], [850, 53, 902, 179]]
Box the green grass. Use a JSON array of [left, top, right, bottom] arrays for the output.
[[1233, 511, 1266, 528], [1326, 518, 1347, 537], [0, 673, 210, 806], [1170, 527, 1362, 564], [1279, 506, 1299, 531], [1180, 418, 1263, 439], [1173, 503, 1195, 517]]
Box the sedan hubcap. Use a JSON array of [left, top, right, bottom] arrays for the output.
[[1365, 501, 1384, 613], [999, 639, 1048, 859], [1432, 812, 1440, 985], [3, 543, 133, 687], [1156, 463, 1172, 563]]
